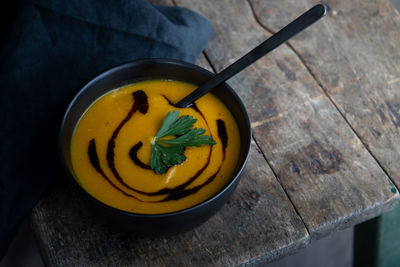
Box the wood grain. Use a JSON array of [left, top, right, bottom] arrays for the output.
[[31, 142, 308, 266], [174, 0, 400, 239], [249, 0, 400, 188], [30, 0, 400, 265]]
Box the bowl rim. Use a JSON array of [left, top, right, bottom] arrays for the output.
[[59, 58, 252, 219]]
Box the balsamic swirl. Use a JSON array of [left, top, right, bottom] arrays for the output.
[[129, 142, 151, 170], [87, 90, 228, 202]]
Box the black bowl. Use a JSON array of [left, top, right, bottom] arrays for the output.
[[60, 59, 251, 233]]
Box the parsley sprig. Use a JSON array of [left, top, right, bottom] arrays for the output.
[[150, 111, 216, 174]]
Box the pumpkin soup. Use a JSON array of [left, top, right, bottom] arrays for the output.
[[71, 80, 240, 214]]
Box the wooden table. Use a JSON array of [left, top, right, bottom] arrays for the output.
[[30, 0, 400, 265]]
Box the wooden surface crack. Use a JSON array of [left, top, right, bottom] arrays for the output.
[[252, 135, 311, 236], [245, 0, 400, 194], [202, 51, 218, 74]]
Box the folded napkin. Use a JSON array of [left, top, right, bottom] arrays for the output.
[[0, 0, 213, 258]]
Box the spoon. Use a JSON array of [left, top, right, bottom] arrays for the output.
[[175, 4, 328, 108]]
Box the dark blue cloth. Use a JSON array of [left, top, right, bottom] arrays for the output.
[[0, 0, 213, 258]]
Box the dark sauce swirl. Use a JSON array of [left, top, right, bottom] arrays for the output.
[[217, 119, 227, 161], [88, 139, 142, 201], [159, 119, 227, 201], [87, 90, 228, 202], [106, 90, 148, 192], [129, 141, 151, 170]]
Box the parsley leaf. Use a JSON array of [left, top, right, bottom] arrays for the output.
[[150, 111, 216, 174]]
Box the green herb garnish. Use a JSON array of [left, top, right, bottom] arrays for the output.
[[150, 110, 216, 174]]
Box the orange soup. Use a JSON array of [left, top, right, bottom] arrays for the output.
[[71, 80, 240, 214]]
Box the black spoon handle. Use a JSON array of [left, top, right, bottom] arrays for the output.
[[175, 4, 328, 108]]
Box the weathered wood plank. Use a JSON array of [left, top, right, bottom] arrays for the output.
[[174, 0, 400, 239], [31, 141, 308, 266], [249, 0, 400, 188]]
